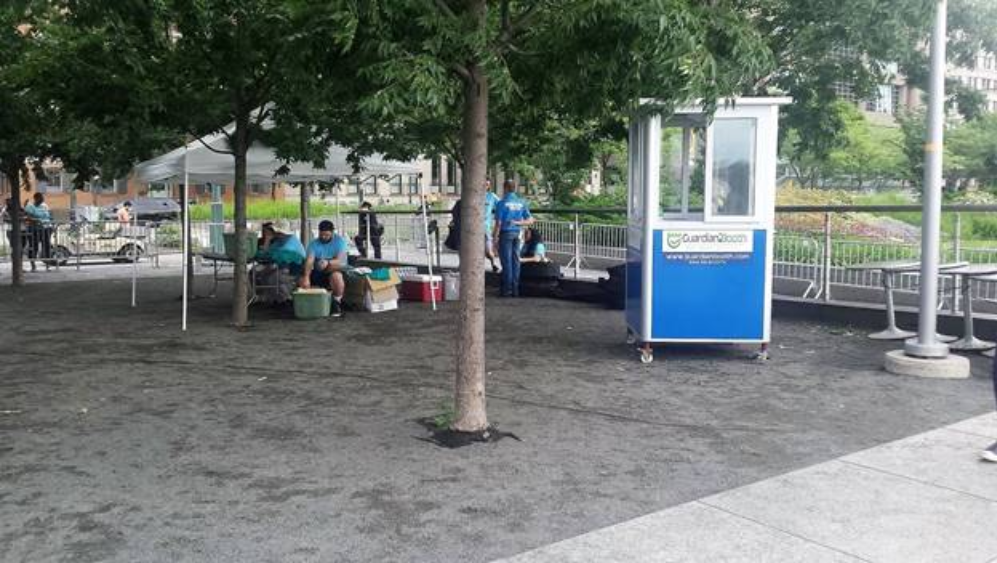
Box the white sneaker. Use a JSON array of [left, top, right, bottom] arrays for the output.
[[982, 442, 997, 463]]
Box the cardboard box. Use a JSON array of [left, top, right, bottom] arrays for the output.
[[345, 269, 402, 310], [366, 297, 398, 313]]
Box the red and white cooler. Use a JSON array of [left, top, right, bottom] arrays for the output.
[[400, 274, 443, 302]]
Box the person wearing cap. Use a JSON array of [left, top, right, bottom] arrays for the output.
[[354, 202, 383, 260], [301, 219, 349, 316]]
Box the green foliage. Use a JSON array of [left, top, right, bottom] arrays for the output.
[[823, 104, 905, 188], [970, 217, 997, 241], [432, 401, 456, 431], [185, 200, 425, 221], [751, 0, 934, 159], [338, 1, 773, 182], [898, 111, 997, 188], [0, 3, 51, 184], [782, 103, 905, 189], [20, 1, 181, 184], [156, 223, 182, 249]]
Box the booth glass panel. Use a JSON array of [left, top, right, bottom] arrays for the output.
[[628, 123, 643, 223], [711, 118, 756, 218], [659, 126, 705, 218]]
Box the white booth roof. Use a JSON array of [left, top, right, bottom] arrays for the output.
[[132, 130, 421, 184]]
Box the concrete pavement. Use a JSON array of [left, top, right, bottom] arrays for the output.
[[496, 413, 997, 563]]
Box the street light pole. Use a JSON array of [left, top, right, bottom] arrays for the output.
[[905, 0, 948, 359]]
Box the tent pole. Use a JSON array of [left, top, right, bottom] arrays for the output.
[[418, 181, 437, 311], [131, 187, 138, 308], [182, 148, 189, 332]]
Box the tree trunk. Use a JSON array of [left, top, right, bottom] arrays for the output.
[[453, 0, 489, 433], [231, 118, 250, 328], [6, 168, 24, 287], [300, 182, 311, 245]]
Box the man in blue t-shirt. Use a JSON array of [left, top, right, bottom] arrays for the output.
[[484, 180, 500, 273], [492, 180, 534, 297], [301, 219, 349, 316]]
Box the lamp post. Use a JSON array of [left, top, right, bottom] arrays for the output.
[[886, 0, 969, 378], [906, 0, 949, 359]]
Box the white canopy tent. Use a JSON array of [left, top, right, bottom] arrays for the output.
[[129, 131, 425, 330], [132, 130, 421, 184]]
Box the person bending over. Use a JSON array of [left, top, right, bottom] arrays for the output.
[[301, 220, 348, 317]]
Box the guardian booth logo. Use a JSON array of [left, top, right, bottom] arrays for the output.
[[663, 230, 754, 253]]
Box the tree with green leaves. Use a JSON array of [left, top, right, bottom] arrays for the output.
[[750, 0, 997, 169], [24, 1, 182, 195], [824, 104, 905, 189], [0, 2, 51, 287], [336, 1, 772, 434], [159, 0, 360, 327], [898, 109, 997, 189], [746, 0, 933, 162]]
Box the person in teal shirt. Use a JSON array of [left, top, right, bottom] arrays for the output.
[[301, 220, 349, 316], [492, 180, 534, 297], [484, 180, 500, 272], [24, 193, 53, 271], [520, 227, 547, 263], [24, 193, 52, 225]]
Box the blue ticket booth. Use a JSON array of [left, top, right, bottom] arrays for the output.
[[626, 98, 790, 363]]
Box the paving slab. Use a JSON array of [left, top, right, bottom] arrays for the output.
[[497, 501, 864, 563], [948, 413, 997, 439], [842, 427, 997, 501], [703, 460, 997, 563]]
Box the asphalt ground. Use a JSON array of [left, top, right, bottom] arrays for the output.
[[1, 277, 994, 562]]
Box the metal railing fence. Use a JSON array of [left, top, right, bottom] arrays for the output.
[[6, 205, 997, 305]]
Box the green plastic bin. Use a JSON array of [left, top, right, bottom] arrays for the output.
[[293, 289, 331, 319]]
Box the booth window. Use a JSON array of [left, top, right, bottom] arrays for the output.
[[711, 119, 756, 217], [659, 125, 705, 218]]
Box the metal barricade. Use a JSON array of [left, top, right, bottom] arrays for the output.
[[773, 233, 821, 299]]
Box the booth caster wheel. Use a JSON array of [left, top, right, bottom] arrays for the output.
[[640, 346, 654, 364], [753, 344, 770, 362]]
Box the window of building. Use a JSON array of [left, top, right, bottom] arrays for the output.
[[446, 160, 458, 194], [147, 182, 170, 197], [430, 158, 441, 187], [36, 169, 64, 193], [832, 81, 858, 104], [346, 177, 360, 195]]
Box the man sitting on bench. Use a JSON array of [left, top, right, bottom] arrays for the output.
[[301, 220, 348, 317]]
